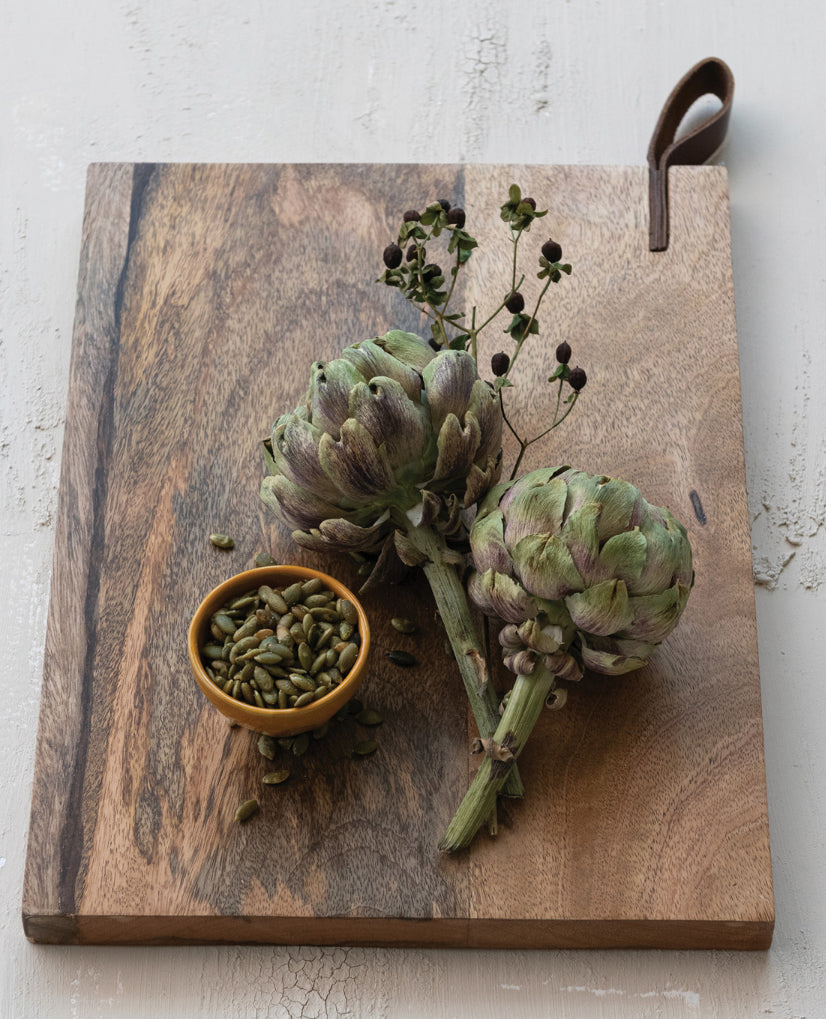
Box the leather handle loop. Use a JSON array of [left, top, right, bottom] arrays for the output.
[[648, 57, 734, 251]]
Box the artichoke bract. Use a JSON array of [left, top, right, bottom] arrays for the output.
[[440, 466, 694, 852], [261, 330, 502, 565], [469, 465, 694, 680]]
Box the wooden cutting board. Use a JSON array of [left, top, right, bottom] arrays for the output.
[[22, 162, 773, 948]]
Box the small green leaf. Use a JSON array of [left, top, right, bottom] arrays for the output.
[[508, 183, 522, 203], [560, 263, 572, 274], [449, 334, 470, 350], [431, 320, 447, 347], [528, 317, 539, 334]]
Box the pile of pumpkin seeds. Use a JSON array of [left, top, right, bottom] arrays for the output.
[[200, 578, 361, 709]]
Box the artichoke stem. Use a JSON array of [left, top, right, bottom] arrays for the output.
[[405, 522, 524, 799], [439, 663, 556, 852]]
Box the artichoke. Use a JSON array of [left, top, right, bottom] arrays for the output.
[[469, 465, 694, 680], [261, 329, 502, 570], [440, 465, 694, 851], [261, 329, 516, 780]]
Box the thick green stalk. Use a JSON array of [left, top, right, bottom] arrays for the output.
[[405, 522, 524, 798], [439, 662, 557, 852]]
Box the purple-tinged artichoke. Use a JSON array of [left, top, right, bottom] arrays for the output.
[[261, 330, 502, 571], [261, 330, 513, 777], [441, 466, 693, 851]]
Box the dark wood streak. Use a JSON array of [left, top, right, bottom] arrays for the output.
[[58, 164, 157, 912]]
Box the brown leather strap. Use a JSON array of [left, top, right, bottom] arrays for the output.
[[648, 57, 734, 251]]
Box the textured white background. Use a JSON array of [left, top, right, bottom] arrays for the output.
[[2, 1, 825, 1016]]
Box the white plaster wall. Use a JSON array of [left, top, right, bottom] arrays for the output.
[[2, 1, 824, 1016]]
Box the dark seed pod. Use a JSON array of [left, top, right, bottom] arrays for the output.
[[403, 209, 420, 222], [523, 196, 537, 209], [555, 341, 572, 364], [542, 239, 563, 263], [387, 650, 418, 668], [383, 243, 403, 269], [505, 291, 525, 314], [422, 263, 442, 282], [491, 351, 510, 377], [406, 243, 418, 262], [446, 207, 466, 228], [568, 366, 587, 391], [437, 198, 451, 212]]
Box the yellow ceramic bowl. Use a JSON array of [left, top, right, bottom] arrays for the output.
[[188, 565, 370, 736]]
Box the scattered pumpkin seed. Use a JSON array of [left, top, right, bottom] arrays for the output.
[[292, 733, 310, 756], [387, 650, 418, 668], [262, 770, 290, 785], [391, 617, 416, 634], [353, 739, 378, 757], [356, 708, 383, 726], [234, 798, 259, 822], [257, 735, 276, 759], [210, 533, 235, 550], [254, 552, 278, 567], [347, 698, 363, 716]]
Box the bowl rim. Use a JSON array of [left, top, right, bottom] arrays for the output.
[[187, 565, 370, 726]]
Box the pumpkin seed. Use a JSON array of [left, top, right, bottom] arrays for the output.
[[232, 619, 258, 642], [294, 691, 315, 707], [301, 578, 323, 597], [353, 739, 378, 757], [240, 682, 255, 704], [254, 552, 278, 567], [292, 733, 310, 756], [387, 650, 418, 668], [262, 770, 290, 785], [337, 599, 358, 624], [356, 708, 383, 726], [347, 698, 363, 716], [210, 533, 234, 550], [257, 735, 276, 759], [312, 686, 330, 701], [282, 582, 303, 605], [202, 643, 225, 660], [277, 737, 294, 750], [391, 617, 416, 634], [253, 690, 265, 707], [297, 642, 314, 671], [214, 613, 237, 634], [337, 643, 359, 675], [312, 721, 329, 740], [254, 651, 285, 666], [234, 798, 259, 822]]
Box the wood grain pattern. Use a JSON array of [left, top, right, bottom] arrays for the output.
[[22, 163, 773, 949]]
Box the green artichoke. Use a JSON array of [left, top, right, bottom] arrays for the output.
[[440, 465, 693, 851], [261, 329, 502, 568], [469, 465, 694, 681]]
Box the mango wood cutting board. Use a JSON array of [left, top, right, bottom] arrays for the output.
[[23, 162, 773, 948]]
